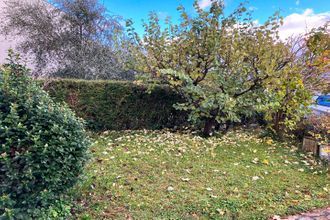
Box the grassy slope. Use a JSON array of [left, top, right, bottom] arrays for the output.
[[74, 129, 329, 219]]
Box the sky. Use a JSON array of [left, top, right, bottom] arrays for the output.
[[104, 0, 330, 39]]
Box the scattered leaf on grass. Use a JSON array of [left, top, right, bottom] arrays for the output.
[[181, 177, 190, 182], [167, 186, 174, 192]]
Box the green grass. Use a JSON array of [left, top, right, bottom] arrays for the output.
[[73, 129, 329, 219]]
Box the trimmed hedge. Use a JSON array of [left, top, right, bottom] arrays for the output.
[[44, 79, 186, 131]]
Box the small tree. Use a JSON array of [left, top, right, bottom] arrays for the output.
[[127, 0, 291, 136], [263, 24, 330, 135]]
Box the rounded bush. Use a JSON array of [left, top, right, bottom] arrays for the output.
[[0, 60, 89, 218]]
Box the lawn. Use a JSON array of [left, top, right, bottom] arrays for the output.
[[73, 129, 330, 219]]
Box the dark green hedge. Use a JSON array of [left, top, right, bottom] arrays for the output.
[[43, 79, 186, 130]]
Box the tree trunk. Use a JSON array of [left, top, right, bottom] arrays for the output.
[[273, 112, 280, 134], [203, 118, 215, 137], [272, 111, 285, 137]]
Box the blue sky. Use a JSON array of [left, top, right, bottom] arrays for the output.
[[103, 0, 330, 38]]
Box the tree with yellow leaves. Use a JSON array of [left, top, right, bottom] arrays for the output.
[[127, 0, 292, 136]]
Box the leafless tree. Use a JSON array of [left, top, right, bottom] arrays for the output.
[[1, 0, 134, 79]]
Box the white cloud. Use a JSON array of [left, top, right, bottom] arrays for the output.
[[248, 6, 258, 11], [198, 0, 212, 9], [279, 8, 330, 40]]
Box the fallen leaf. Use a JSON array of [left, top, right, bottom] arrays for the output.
[[262, 159, 269, 165], [181, 177, 190, 182], [167, 186, 174, 192], [216, 208, 225, 215]]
